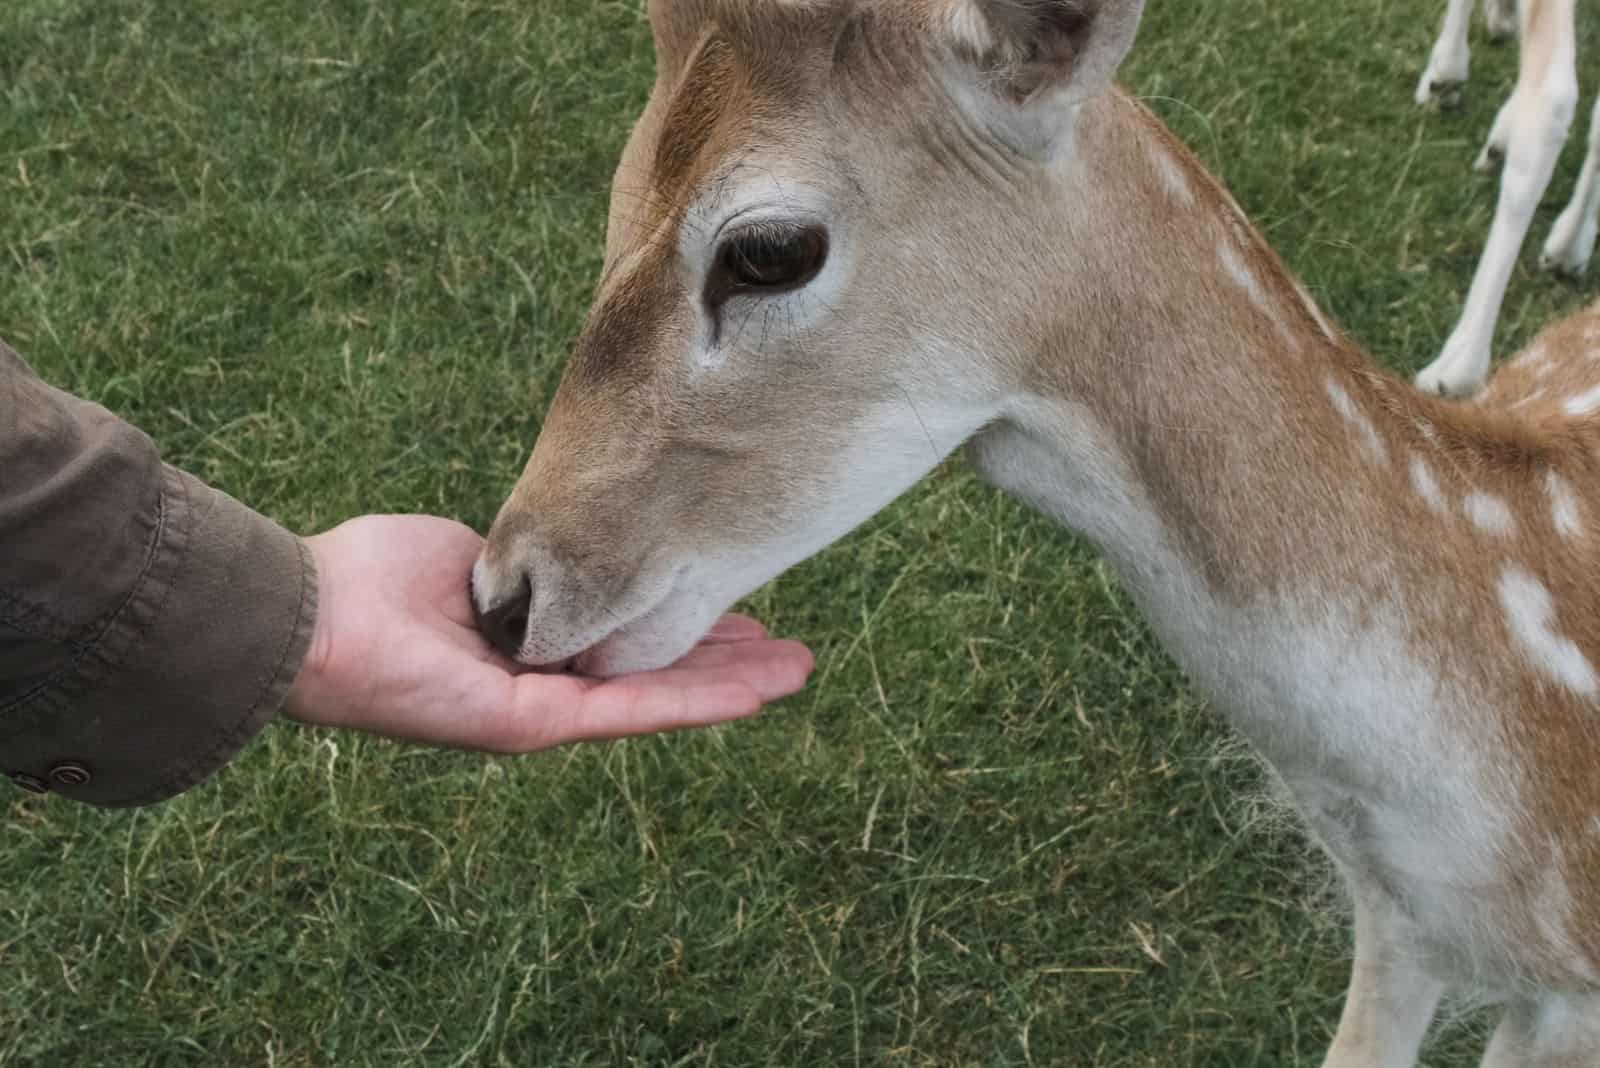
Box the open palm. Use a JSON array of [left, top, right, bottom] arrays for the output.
[[284, 516, 814, 751]]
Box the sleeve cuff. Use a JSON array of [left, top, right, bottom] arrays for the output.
[[13, 467, 318, 807]]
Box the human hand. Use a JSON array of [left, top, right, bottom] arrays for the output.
[[284, 515, 814, 750]]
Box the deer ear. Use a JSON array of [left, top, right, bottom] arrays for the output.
[[943, 0, 1145, 142]]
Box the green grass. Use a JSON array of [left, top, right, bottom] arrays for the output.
[[1, 1, 1593, 1064]]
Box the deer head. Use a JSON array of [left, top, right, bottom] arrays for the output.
[[473, 0, 1146, 675]]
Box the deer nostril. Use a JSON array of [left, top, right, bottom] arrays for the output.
[[475, 573, 534, 660]]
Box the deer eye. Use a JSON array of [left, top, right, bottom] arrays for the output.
[[717, 223, 828, 293]]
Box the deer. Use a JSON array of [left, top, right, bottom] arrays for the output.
[[1413, 0, 1600, 401], [471, 0, 1600, 1062]]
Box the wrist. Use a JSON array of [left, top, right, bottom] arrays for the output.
[[285, 534, 334, 721]]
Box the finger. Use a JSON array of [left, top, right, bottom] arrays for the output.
[[511, 640, 814, 748], [701, 613, 771, 644], [632, 639, 815, 704], [505, 670, 757, 749], [463, 669, 597, 751], [566, 676, 767, 743], [669, 638, 815, 692], [688, 644, 813, 703]]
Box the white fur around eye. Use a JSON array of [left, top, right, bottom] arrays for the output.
[[681, 174, 848, 375]]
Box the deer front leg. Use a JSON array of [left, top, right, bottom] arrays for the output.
[[1321, 889, 1444, 1068], [1480, 994, 1600, 1066], [1541, 93, 1600, 275], [1416, 0, 1576, 398], [1417, 0, 1476, 104]]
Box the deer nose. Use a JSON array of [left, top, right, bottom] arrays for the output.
[[473, 572, 533, 660]]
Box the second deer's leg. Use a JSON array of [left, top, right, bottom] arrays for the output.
[[1415, 0, 1577, 397], [1542, 92, 1600, 274], [1418, 0, 1477, 104]]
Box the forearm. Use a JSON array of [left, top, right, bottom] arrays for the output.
[[0, 338, 316, 806]]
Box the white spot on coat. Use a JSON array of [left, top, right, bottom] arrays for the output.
[[1219, 243, 1298, 349], [1517, 341, 1549, 368], [1512, 388, 1548, 411], [1153, 151, 1194, 205], [1326, 380, 1389, 464], [1499, 566, 1599, 697], [1565, 383, 1600, 416], [1219, 243, 1263, 303], [1410, 455, 1447, 515], [1548, 471, 1583, 539], [1465, 492, 1515, 536], [1294, 280, 1338, 342]]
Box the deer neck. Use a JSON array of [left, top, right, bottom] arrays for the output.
[[964, 92, 1501, 771], [974, 94, 1413, 597]]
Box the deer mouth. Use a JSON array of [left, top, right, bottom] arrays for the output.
[[497, 562, 714, 679], [563, 582, 718, 678], [472, 541, 714, 677]]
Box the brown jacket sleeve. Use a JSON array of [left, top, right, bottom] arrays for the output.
[[0, 337, 316, 807]]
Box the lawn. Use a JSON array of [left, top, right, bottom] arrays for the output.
[[2, 1, 1595, 1064]]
